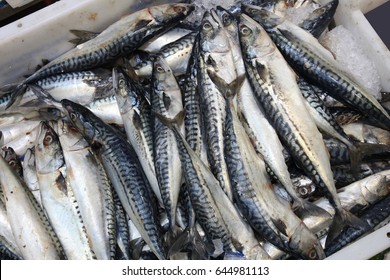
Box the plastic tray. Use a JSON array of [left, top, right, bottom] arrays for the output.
[[0, 0, 389, 260]]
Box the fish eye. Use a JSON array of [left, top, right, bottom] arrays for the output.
[[8, 160, 15, 167], [222, 14, 232, 26], [308, 248, 318, 259], [156, 64, 164, 73], [69, 112, 77, 122], [173, 5, 185, 13], [44, 134, 53, 145], [240, 25, 251, 36], [203, 21, 212, 31]]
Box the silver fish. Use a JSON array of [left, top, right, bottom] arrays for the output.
[[0, 152, 64, 259], [113, 67, 162, 204], [243, 6, 390, 130], [151, 57, 183, 229], [61, 99, 167, 260], [58, 119, 116, 260], [35, 121, 96, 259], [238, 13, 368, 246], [224, 96, 324, 259]]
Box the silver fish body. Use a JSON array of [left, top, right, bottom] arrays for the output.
[[0, 153, 64, 259], [224, 99, 324, 259], [58, 120, 116, 260], [151, 57, 183, 229], [244, 6, 390, 130], [113, 68, 162, 204], [22, 4, 194, 85], [35, 121, 96, 260], [61, 99, 167, 260]]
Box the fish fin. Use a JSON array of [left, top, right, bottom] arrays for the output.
[[129, 237, 146, 260], [134, 19, 153, 31], [27, 84, 62, 109], [4, 84, 27, 109], [167, 227, 190, 258], [347, 143, 362, 173], [271, 218, 288, 237], [255, 61, 270, 80], [325, 209, 371, 248], [153, 109, 186, 130], [293, 200, 332, 223], [69, 29, 99, 45], [207, 70, 246, 100]]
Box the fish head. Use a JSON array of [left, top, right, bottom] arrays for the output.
[[300, 0, 338, 37], [215, 6, 238, 36], [57, 119, 89, 152], [112, 67, 140, 115], [288, 224, 325, 260], [242, 4, 284, 30], [238, 14, 276, 60], [61, 99, 98, 145], [152, 57, 183, 120], [1, 146, 22, 176], [199, 10, 228, 53], [148, 3, 195, 24], [35, 121, 64, 173]]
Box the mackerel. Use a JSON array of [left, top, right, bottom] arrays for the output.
[[0, 153, 64, 259], [223, 94, 324, 259], [197, 10, 234, 200], [58, 120, 116, 260], [130, 31, 197, 77], [182, 36, 209, 164], [61, 99, 167, 260], [35, 121, 96, 259], [113, 68, 162, 204], [243, 5, 390, 130], [151, 57, 183, 230], [238, 13, 368, 246], [19, 4, 194, 86]]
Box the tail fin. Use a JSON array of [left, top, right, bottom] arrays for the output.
[[69, 29, 99, 45], [168, 226, 209, 260], [294, 200, 332, 226], [325, 209, 371, 248]]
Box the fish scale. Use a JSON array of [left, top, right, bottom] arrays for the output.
[[113, 190, 131, 260], [61, 99, 166, 260]]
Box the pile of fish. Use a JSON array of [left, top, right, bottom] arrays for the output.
[[1, 0, 390, 260]]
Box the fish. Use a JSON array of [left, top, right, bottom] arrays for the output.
[[58, 119, 116, 260], [243, 5, 390, 131], [197, 10, 235, 200], [0, 152, 65, 259], [325, 194, 390, 256], [129, 31, 197, 77], [151, 57, 184, 231], [35, 121, 96, 259], [238, 12, 369, 247], [223, 88, 324, 259], [113, 67, 162, 204], [61, 99, 167, 260], [113, 191, 131, 260]]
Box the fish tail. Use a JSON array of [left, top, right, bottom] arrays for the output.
[[293, 200, 332, 222], [168, 226, 209, 260], [325, 208, 371, 248], [4, 84, 27, 109]]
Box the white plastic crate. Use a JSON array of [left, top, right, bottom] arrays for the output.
[[0, 0, 389, 260]]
